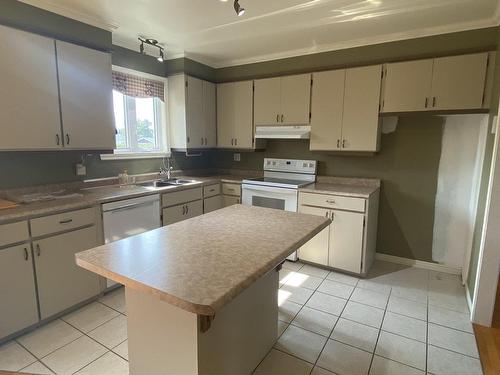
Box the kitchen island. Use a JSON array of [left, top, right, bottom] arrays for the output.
[[76, 204, 329, 375]]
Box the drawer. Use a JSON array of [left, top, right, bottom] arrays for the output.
[[162, 187, 203, 208], [163, 200, 203, 226], [299, 192, 365, 213], [222, 183, 241, 197], [203, 183, 221, 198], [0, 221, 29, 247], [30, 207, 96, 237]]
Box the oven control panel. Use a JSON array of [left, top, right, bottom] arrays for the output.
[[263, 158, 317, 174]]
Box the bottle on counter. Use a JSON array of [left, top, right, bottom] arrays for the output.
[[118, 170, 129, 185]]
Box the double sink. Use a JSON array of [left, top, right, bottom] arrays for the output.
[[136, 178, 199, 189]]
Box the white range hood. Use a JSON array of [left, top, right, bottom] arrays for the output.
[[255, 125, 311, 139]]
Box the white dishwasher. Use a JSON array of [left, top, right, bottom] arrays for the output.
[[102, 194, 161, 287]]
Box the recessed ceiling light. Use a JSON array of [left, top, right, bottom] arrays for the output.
[[234, 0, 245, 16]]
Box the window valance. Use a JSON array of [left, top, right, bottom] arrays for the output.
[[112, 71, 165, 102]]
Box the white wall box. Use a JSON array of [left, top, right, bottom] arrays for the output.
[[168, 74, 217, 149], [298, 190, 379, 275], [310, 65, 382, 152], [254, 74, 311, 126], [382, 52, 491, 113]]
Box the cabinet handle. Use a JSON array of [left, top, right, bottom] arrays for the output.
[[231, 138, 234, 146], [36, 244, 41, 257], [201, 137, 204, 145], [56, 134, 60, 146], [24, 247, 29, 261], [59, 219, 73, 224], [432, 97, 437, 107], [276, 114, 279, 123], [235, 138, 237, 146], [187, 137, 190, 143], [425, 97, 429, 108], [186, 205, 189, 214], [325, 211, 329, 218], [342, 140, 346, 148], [330, 212, 335, 220], [281, 114, 284, 123], [205, 137, 208, 145], [66, 133, 70, 145], [182, 205, 186, 215], [337, 139, 340, 148]]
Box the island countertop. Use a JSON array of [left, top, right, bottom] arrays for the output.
[[76, 205, 330, 316]]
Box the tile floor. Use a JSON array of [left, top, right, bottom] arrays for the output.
[[0, 261, 482, 375]]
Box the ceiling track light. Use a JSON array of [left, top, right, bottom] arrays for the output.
[[138, 37, 165, 63], [234, 0, 245, 16]]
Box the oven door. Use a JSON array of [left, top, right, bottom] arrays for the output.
[[242, 184, 298, 212]]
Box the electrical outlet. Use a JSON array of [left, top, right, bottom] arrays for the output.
[[76, 163, 87, 176], [233, 153, 241, 162]]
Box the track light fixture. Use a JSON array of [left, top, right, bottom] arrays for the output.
[[138, 37, 165, 63], [234, 0, 245, 16]]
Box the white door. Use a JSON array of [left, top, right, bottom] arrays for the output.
[[254, 77, 281, 125], [310, 70, 345, 151], [280, 74, 312, 125], [431, 53, 489, 111], [186, 76, 204, 148], [342, 65, 382, 152], [298, 205, 330, 266], [0, 25, 61, 150], [203, 81, 217, 148], [217, 82, 235, 148], [233, 81, 254, 148], [56, 41, 115, 150], [382, 59, 434, 113], [329, 210, 364, 274], [0, 244, 39, 338]]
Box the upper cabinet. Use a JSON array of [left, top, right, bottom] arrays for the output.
[[310, 65, 382, 152], [169, 74, 216, 150], [217, 81, 254, 149], [254, 74, 311, 126], [381, 53, 490, 113], [56, 41, 116, 150], [0, 25, 115, 151]]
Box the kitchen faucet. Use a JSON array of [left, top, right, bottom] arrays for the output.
[[160, 157, 174, 180]]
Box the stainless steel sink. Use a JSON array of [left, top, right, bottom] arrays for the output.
[[137, 179, 198, 188]]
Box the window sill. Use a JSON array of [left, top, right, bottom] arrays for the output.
[[100, 152, 171, 161]]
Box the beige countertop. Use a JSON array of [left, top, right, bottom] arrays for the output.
[[76, 205, 330, 316], [300, 176, 381, 198]]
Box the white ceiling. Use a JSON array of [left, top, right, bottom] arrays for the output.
[[20, 0, 500, 67]]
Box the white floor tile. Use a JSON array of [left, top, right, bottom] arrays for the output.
[[291, 306, 338, 337], [74, 351, 129, 375], [428, 305, 473, 333], [387, 296, 427, 321], [390, 286, 428, 305], [428, 323, 479, 358], [299, 264, 330, 278], [20, 361, 55, 375], [317, 339, 372, 375], [99, 288, 126, 313], [283, 272, 324, 290], [327, 271, 359, 286], [311, 366, 336, 375], [275, 325, 328, 363], [375, 331, 426, 370], [278, 321, 288, 338], [427, 345, 482, 375], [280, 285, 314, 305], [356, 279, 392, 296], [279, 268, 293, 285], [17, 319, 82, 358], [350, 288, 389, 309], [317, 279, 354, 299], [88, 315, 128, 349], [0, 341, 36, 372], [306, 292, 347, 316], [112, 340, 128, 361], [341, 301, 384, 328], [369, 355, 424, 375], [428, 291, 469, 313], [40, 336, 107, 375], [62, 302, 120, 333], [283, 261, 304, 271], [253, 349, 313, 375], [331, 318, 379, 353], [278, 300, 302, 323], [382, 312, 427, 342]]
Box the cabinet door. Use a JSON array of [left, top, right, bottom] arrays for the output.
[[281, 74, 312, 125], [186, 76, 204, 148], [217, 83, 235, 148], [203, 81, 217, 148], [0, 25, 61, 150], [222, 195, 240, 207], [34, 226, 101, 319], [254, 77, 281, 125], [163, 200, 203, 225], [204, 196, 223, 213], [56, 41, 115, 150], [297, 206, 330, 266], [430, 53, 488, 110], [382, 59, 433, 113], [0, 244, 39, 339], [233, 81, 255, 149], [342, 65, 382, 152], [310, 70, 345, 151], [329, 210, 364, 274]]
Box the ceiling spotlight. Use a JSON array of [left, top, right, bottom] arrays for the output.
[[234, 0, 245, 16], [138, 37, 165, 63]]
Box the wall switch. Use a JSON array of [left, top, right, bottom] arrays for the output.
[[76, 163, 87, 176], [233, 153, 241, 162]]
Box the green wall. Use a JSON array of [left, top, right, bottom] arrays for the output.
[[211, 117, 444, 262]]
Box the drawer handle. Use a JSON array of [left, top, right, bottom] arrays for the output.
[[24, 247, 29, 261], [209, 189, 215, 192], [186, 204, 189, 214], [227, 188, 235, 192], [59, 219, 73, 224], [36, 244, 41, 257], [326, 200, 336, 204], [182, 205, 186, 215], [331, 212, 335, 220]]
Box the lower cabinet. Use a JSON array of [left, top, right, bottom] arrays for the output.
[[0, 244, 38, 338], [297, 206, 330, 265], [163, 200, 203, 225], [204, 195, 223, 213], [33, 225, 101, 319], [222, 195, 240, 207]]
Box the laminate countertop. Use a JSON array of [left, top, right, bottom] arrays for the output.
[[299, 183, 379, 198], [75, 205, 330, 316]]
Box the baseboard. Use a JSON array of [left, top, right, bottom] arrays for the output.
[[375, 253, 462, 275]]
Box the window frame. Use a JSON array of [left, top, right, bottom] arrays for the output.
[[101, 66, 170, 160]]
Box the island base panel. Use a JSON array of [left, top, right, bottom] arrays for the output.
[[126, 269, 278, 375]]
